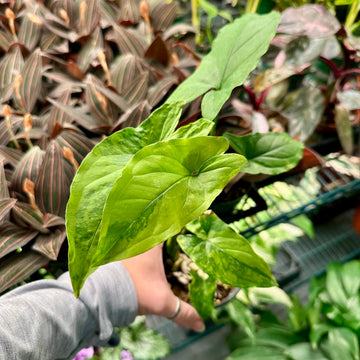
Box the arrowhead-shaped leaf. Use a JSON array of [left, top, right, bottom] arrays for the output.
[[178, 212, 276, 288], [224, 132, 304, 175], [167, 12, 281, 120]]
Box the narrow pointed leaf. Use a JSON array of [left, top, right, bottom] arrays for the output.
[[110, 25, 145, 56], [0, 161, 9, 199], [335, 104, 354, 155], [178, 212, 276, 288], [93, 137, 245, 266], [19, 49, 42, 113], [48, 90, 72, 135], [42, 213, 65, 228], [167, 12, 281, 120], [144, 35, 170, 66], [0, 199, 17, 223], [224, 132, 304, 175], [40, 33, 69, 53], [148, 76, 177, 107], [0, 146, 22, 167], [78, 0, 101, 36], [110, 53, 137, 94], [11, 146, 45, 193], [18, 7, 42, 51], [0, 46, 24, 90], [32, 227, 66, 260], [122, 71, 149, 105], [119, 0, 141, 24], [54, 129, 95, 165], [151, 1, 178, 31], [113, 100, 151, 131], [0, 30, 11, 51], [93, 82, 129, 113], [189, 270, 217, 318], [12, 203, 49, 234], [0, 250, 48, 294], [50, 0, 75, 27], [35, 141, 70, 217], [99, 0, 119, 27], [0, 222, 38, 258]]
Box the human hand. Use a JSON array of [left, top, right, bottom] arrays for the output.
[[121, 244, 205, 333]]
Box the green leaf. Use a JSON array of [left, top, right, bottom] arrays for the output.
[[285, 342, 328, 360], [340, 261, 360, 298], [170, 118, 214, 139], [290, 215, 314, 238], [226, 346, 287, 360], [92, 137, 245, 266], [325, 262, 348, 310], [120, 317, 171, 360], [326, 328, 359, 360], [189, 269, 217, 318], [224, 132, 304, 175], [67, 102, 184, 295], [178, 212, 276, 288], [335, 104, 354, 155], [167, 12, 281, 120]]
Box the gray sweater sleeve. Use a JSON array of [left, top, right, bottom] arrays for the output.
[[0, 262, 138, 360]]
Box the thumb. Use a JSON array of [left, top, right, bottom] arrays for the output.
[[168, 298, 205, 333]]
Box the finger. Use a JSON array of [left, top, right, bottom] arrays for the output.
[[170, 299, 205, 333]]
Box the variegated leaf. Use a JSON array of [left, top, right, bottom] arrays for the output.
[[54, 129, 95, 165], [110, 54, 137, 94], [119, 0, 140, 25], [40, 33, 69, 53], [122, 71, 149, 105], [35, 140, 71, 217], [48, 90, 72, 136], [50, 0, 76, 27], [0, 30, 11, 51], [148, 75, 177, 107], [0, 46, 24, 91], [77, 0, 101, 36], [12, 202, 49, 234], [42, 213, 65, 228], [109, 25, 146, 56], [32, 226, 66, 260], [0, 115, 22, 146], [150, 1, 178, 32], [0, 160, 9, 199], [0, 250, 48, 294], [112, 100, 151, 132], [77, 27, 104, 72], [99, 0, 119, 27], [0, 199, 17, 224], [11, 146, 45, 193], [0, 222, 38, 258], [0, 146, 22, 167], [19, 49, 42, 113], [18, 5, 43, 51], [85, 75, 117, 126]]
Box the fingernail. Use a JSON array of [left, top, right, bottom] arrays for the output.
[[194, 321, 206, 333]]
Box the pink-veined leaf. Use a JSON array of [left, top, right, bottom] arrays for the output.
[[16, 128, 47, 141], [108, 25, 146, 56], [93, 82, 129, 113], [19, 48, 42, 113], [18, 5, 43, 51], [99, 0, 119, 27], [11, 146, 45, 193], [0, 199, 17, 224], [0, 160, 9, 200], [110, 53, 137, 94], [85, 75, 117, 126], [0, 222, 39, 258], [34, 140, 71, 217], [122, 71, 149, 105], [12, 202, 49, 234], [32, 226, 66, 260], [148, 75, 177, 107], [54, 129, 95, 165], [40, 33, 69, 53], [0, 250, 49, 294], [77, 27, 104, 72], [119, 0, 141, 25], [0, 30, 11, 51], [77, 0, 101, 36], [48, 90, 72, 135], [50, 0, 76, 27], [0, 146, 22, 167], [42, 213, 65, 228], [150, 1, 178, 32], [112, 100, 151, 132]]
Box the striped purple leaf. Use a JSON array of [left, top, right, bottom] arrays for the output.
[[18, 5, 42, 51], [0, 250, 48, 294], [0, 146, 22, 167], [78, 0, 101, 36], [122, 71, 149, 105], [0, 222, 38, 258], [110, 54, 137, 94], [50, 0, 75, 27], [42, 213, 65, 228], [54, 129, 95, 165], [85, 75, 117, 126], [93, 82, 129, 113], [148, 75, 177, 107], [77, 27, 104, 72], [108, 25, 146, 56], [99, 0, 119, 27], [112, 100, 151, 132], [0, 199, 17, 224], [32, 226, 66, 260], [150, 1, 178, 32], [34, 140, 71, 217], [12, 202, 49, 234], [0, 30, 11, 51], [40, 33, 69, 53], [48, 90, 72, 136], [11, 146, 45, 194], [0, 160, 9, 200], [19, 49, 42, 113], [119, 0, 141, 25], [0, 116, 22, 146]]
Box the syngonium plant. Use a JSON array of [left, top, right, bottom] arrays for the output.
[[0, 0, 203, 293], [66, 11, 304, 308]]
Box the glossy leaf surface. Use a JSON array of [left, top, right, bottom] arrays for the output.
[[178, 212, 275, 288], [224, 132, 304, 175], [167, 12, 280, 120]]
